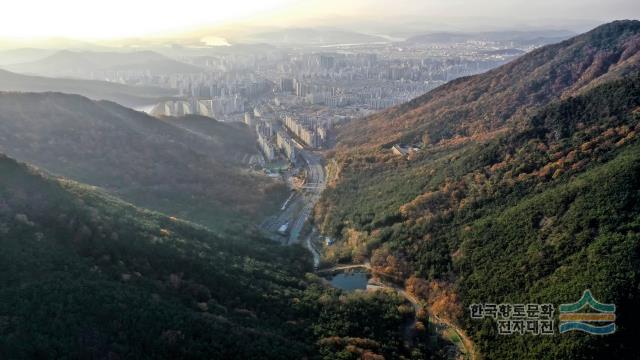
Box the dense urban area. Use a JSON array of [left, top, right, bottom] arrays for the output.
[[127, 39, 541, 170]]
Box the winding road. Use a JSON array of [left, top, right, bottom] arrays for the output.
[[318, 263, 475, 359]]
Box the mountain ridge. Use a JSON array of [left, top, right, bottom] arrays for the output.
[[316, 20, 640, 359], [336, 20, 640, 149], [0, 91, 285, 230], [0, 68, 175, 107], [3, 50, 203, 78]]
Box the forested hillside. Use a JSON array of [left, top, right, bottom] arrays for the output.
[[162, 115, 258, 163], [457, 139, 640, 359], [0, 154, 431, 359], [336, 20, 640, 148], [0, 153, 310, 358], [316, 21, 640, 359], [0, 92, 285, 230]]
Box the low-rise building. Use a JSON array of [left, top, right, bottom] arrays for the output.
[[392, 144, 409, 156], [392, 144, 421, 158]]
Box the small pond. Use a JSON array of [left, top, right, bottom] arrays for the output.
[[326, 270, 370, 291]]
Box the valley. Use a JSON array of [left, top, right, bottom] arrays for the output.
[[260, 149, 326, 266], [257, 136, 475, 357], [0, 10, 639, 359]]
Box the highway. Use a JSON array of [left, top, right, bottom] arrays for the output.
[[287, 150, 325, 244], [260, 149, 326, 267]]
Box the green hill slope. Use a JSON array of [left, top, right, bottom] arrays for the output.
[[316, 21, 640, 359], [336, 20, 640, 149], [457, 140, 640, 359], [0, 154, 429, 359], [0, 154, 312, 359], [0, 92, 285, 230]]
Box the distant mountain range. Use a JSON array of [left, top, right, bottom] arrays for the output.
[[0, 69, 175, 107], [0, 92, 285, 230], [0, 48, 55, 66], [2, 50, 202, 78], [317, 20, 640, 359], [242, 28, 389, 45], [405, 29, 576, 46]]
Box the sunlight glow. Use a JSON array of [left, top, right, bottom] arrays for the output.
[[0, 0, 636, 41], [0, 0, 299, 39]]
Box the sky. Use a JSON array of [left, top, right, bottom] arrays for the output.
[[0, 0, 638, 40]]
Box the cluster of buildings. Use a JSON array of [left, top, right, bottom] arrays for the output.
[[277, 72, 428, 109], [279, 78, 311, 97], [150, 99, 215, 117], [246, 104, 331, 163], [257, 48, 519, 112], [149, 96, 247, 118], [283, 115, 327, 149], [301, 91, 407, 109], [248, 111, 299, 163], [139, 71, 270, 118], [133, 39, 524, 125], [123, 38, 529, 147]]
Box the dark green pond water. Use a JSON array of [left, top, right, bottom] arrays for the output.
[[327, 270, 370, 291]]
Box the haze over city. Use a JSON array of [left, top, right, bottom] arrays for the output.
[[0, 0, 638, 43]]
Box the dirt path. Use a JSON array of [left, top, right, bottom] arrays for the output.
[[317, 263, 476, 359], [430, 313, 476, 360]]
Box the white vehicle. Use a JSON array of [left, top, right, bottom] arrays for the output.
[[278, 223, 289, 235]]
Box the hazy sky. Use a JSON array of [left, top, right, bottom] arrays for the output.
[[1, 0, 638, 39]]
